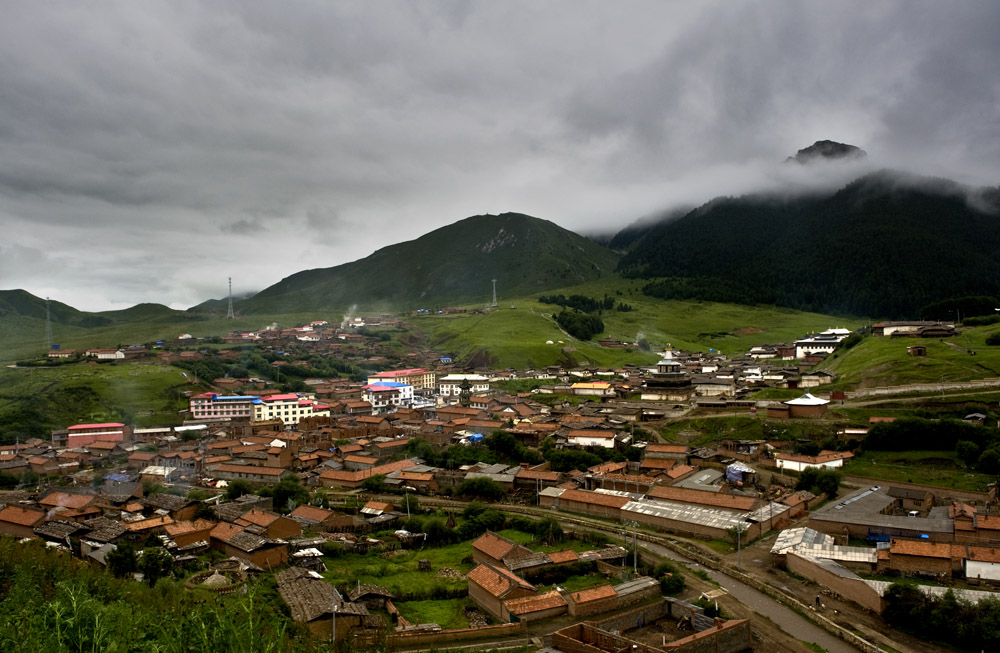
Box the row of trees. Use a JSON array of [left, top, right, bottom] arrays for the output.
[[883, 584, 1000, 650], [864, 416, 1000, 473], [555, 309, 605, 341]]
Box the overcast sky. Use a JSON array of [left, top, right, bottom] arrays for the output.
[[2, 1, 998, 311]]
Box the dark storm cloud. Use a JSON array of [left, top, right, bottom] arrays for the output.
[[0, 1, 997, 311]]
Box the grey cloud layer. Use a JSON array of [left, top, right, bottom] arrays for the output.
[[0, 1, 997, 311]]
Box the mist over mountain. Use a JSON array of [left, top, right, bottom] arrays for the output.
[[616, 168, 1000, 319], [238, 213, 619, 314]]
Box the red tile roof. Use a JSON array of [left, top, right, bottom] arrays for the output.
[[466, 563, 535, 598], [473, 531, 519, 562], [0, 505, 46, 527], [504, 590, 566, 615], [569, 584, 617, 604]]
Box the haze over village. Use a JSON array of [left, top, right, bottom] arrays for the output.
[[3, 2, 1000, 653]]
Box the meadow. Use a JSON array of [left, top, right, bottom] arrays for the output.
[[843, 450, 993, 492]]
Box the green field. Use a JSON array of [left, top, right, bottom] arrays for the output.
[[0, 361, 192, 439], [824, 327, 1000, 389], [322, 540, 476, 598], [0, 310, 335, 362], [843, 450, 993, 492], [394, 597, 476, 629], [409, 277, 858, 369]]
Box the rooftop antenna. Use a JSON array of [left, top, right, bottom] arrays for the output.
[[491, 278, 497, 308], [45, 297, 52, 350], [226, 277, 235, 319]]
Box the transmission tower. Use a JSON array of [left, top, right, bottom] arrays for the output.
[[491, 278, 497, 308], [45, 297, 52, 350], [226, 277, 235, 319]]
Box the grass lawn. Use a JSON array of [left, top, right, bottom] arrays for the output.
[[844, 450, 993, 492], [495, 529, 604, 554], [0, 360, 192, 435], [825, 328, 1000, 389], [323, 541, 475, 598], [407, 277, 855, 369], [394, 597, 475, 629], [537, 573, 618, 594]]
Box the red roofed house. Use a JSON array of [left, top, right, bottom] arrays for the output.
[[236, 509, 302, 539], [566, 583, 618, 617], [472, 531, 533, 567], [467, 563, 537, 620], [0, 505, 46, 538], [502, 590, 567, 623], [65, 422, 127, 448]]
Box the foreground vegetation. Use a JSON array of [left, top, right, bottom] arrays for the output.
[[0, 539, 326, 653]]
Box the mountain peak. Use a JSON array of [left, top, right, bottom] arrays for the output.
[[786, 140, 867, 164]]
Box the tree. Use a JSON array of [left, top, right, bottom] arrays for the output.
[[456, 477, 506, 501], [271, 476, 309, 513], [533, 517, 563, 545], [225, 479, 253, 501], [138, 547, 173, 587], [361, 474, 387, 493], [105, 542, 137, 579]]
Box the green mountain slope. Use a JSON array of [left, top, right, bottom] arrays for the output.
[[617, 171, 1000, 319], [239, 212, 619, 314]]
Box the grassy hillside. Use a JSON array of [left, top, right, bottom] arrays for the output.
[[410, 277, 859, 369], [0, 310, 335, 362], [0, 362, 193, 442], [823, 325, 1000, 388], [240, 212, 620, 314]]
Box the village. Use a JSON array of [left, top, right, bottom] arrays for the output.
[[1, 314, 992, 653]]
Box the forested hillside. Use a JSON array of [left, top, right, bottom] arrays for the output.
[[617, 171, 1000, 319]]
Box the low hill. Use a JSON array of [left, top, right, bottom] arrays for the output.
[[239, 212, 619, 314], [617, 170, 1000, 319]]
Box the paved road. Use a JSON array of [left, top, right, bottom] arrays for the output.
[[641, 539, 860, 653]]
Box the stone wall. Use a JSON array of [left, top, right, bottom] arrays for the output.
[[786, 553, 883, 613]]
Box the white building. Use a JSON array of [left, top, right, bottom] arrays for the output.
[[773, 450, 853, 472], [438, 374, 490, 397], [363, 382, 414, 413], [251, 393, 331, 426]]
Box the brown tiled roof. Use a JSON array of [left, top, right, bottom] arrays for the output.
[[466, 563, 535, 598], [503, 590, 566, 615], [667, 464, 695, 479], [211, 522, 245, 543], [569, 584, 617, 604], [967, 546, 1000, 564], [646, 444, 689, 454], [547, 549, 579, 564], [567, 429, 615, 439], [472, 531, 517, 562], [0, 505, 45, 527], [39, 492, 95, 510], [344, 455, 377, 465], [124, 515, 174, 531], [976, 514, 1000, 531], [558, 489, 630, 509], [164, 519, 215, 537], [237, 509, 279, 528], [289, 505, 334, 523], [646, 486, 757, 511], [515, 469, 561, 482], [890, 538, 961, 559], [639, 458, 676, 470], [212, 464, 287, 476]]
